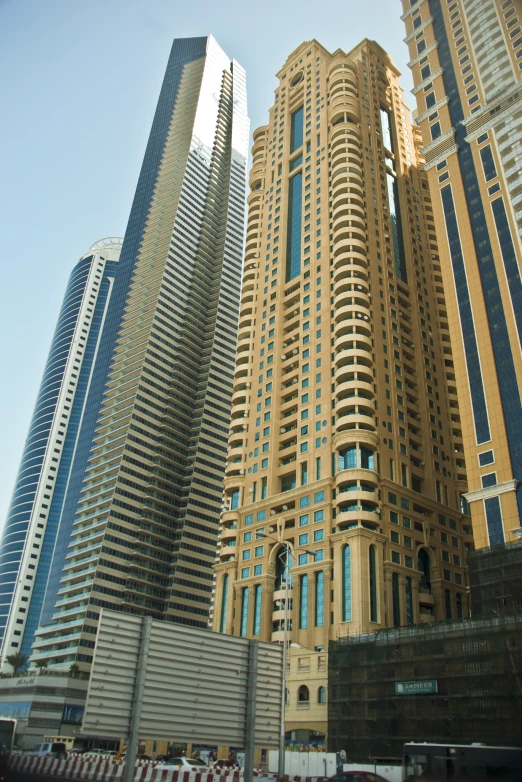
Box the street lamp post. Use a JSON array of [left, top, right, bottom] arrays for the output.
[[259, 533, 292, 782], [279, 542, 291, 782]]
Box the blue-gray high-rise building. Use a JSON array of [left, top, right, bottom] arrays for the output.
[[0, 238, 122, 663], [28, 35, 248, 669]]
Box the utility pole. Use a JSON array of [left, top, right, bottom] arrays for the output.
[[244, 640, 259, 782], [123, 616, 152, 782], [279, 545, 290, 782]]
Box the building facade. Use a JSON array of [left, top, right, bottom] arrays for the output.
[[0, 239, 122, 667], [401, 0, 522, 548], [31, 35, 249, 669], [213, 38, 471, 738]]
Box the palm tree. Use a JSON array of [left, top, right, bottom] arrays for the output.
[[5, 652, 29, 675], [35, 659, 48, 674], [69, 663, 80, 677]]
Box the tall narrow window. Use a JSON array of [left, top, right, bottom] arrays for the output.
[[253, 584, 262, 635], [480, 145, 497, 182], [460, 494, 470, 516], [342, 546, 352, 621], [392, 573, 401, 627], [240, 587, 249, 637], [219, 574, 229, 633], [456, 592, 463, 618], [380, 107, 394, 152], [369, 545, 378, 622], [405, 576, 414, 625], [281, 472, 296, 492], [360, 447, 375, 470], [315, 571, 324, 627], [290, 106, 304, 153], [286, 172, 303, 281], [316, 457, 321, 481], [230, 489, 240, 510], [386, 172, 407, 282], [301, 461, 308, 486], [436, 480, 442, 503], [300, 575, 309, 629], [445, 589, 452, 620], [339, 446, 357, 470], [484, 495, 505, 546], [261, 477, 267, 500]]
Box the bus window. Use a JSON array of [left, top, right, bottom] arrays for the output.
[[404, 754, 429, 780]]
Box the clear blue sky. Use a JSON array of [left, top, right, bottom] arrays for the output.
[[0, 0, 413, 524]]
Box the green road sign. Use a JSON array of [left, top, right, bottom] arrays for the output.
[[395, 680, 438, 695]]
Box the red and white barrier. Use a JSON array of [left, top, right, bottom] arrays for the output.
[[9, 755, 311, 782], [10, 754, 155, 780], [9, 755, 324, 782]]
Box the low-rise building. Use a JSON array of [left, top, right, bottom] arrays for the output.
[[0, 672, 89, 749]]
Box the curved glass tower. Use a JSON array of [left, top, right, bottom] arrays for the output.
[[32, 35, 248, 670], [0, 238, 122, 664]]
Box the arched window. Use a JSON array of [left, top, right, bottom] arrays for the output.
[[298, 685, 310, 703], [275, 548, 291, 590], [369, 545, 378, 622], [418, 549, 431, 590], [240, 587, 249, 637], [253, 584, 262, 636], [318, 686, 326, 704], [219, 574, 229, 633], [315, 572, 324, 627], [299, 575, 309, 629], [342, 545, 352, 621]]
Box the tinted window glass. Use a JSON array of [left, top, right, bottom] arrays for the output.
[[480, 145, 497, 181]]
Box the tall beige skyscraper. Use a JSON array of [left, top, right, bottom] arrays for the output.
[[213, 38, 472, 740], [401, 0, 522, 558]]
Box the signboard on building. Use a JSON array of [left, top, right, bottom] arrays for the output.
[[395, 680, 438, 695], [83, 609, 283, 747]]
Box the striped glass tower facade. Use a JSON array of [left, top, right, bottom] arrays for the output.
[[0, 239, 122, 666], [401, 0, 522, 549], [32, 35, 248, 668]]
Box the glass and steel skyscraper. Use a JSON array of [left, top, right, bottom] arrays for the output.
[[32, 35, 248, 668], [0, 238, 122, 665], [400, 0, 522, 549]]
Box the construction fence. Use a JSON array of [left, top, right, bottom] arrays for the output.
[[467, 539, 522, 616], [328, 613, 522, 762]]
